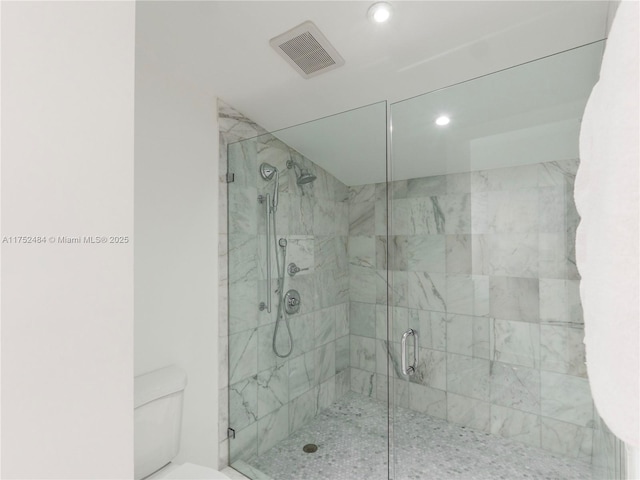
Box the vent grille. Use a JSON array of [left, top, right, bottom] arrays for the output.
[[270, 21, 345, 79]]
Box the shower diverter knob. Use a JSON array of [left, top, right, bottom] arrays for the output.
[[284, 289, 301, 314]]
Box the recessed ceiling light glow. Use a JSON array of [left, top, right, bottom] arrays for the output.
[[368, 2, 392, 23], [435, 116, 451, 126]]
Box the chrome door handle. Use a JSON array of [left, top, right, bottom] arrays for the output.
[[401, 328, 419, 376]]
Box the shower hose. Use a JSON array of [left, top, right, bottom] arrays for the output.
[[271, 208, 294, 358]]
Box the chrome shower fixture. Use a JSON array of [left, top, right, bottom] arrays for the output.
[[287, 158, 317, 185], [260, 162, 280, 212]]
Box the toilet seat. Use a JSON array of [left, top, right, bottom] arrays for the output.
[[149, 462, 231, 480]]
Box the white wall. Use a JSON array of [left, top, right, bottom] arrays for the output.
[[1, 2, 135, 478], [134, 3, 220, 469]]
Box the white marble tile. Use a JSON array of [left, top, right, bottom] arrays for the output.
[[411, 348, 447, 390], [229, 186, 258, 235], [288, 387, 318, 434], [489, 276, 539, 323], [350, 265, 377, 304], [349, 201, 375, 236], [541, 417, 593, 461], [407, 271, 446, 312], [288, 351, 315, 400], [350, 301, 376, 338], [335, 303, 349, 338], [228, 234, 258, 284], [538, 160, 579, 187], [446, 274, 489, 316], [493, 319, 540, 368], [447, 353, 491, 401], [490, 362, 540, 414], [446, 314, 490, 359], [318, 376, 336, 411], [348, 235, 376, 269], [539, 279, 583, 325], [227, 139, 258, 188], [387, 235, 409, 271], [350, 335, 376, 372], [406, 175, 447, 197], [540, 325, 587, 377], [447, 392, 491, 432], [408, 383, 447, 419], [229, 328, 258, 384], [287, 193, 315, 235], [350, 367, 376, 397], [418, 309, 447, 351], [315, 342, 336, 384], [375, 197, 388, 236], [407, 197, 446, 235], [348, 184, 376, 203], [257, 363, 288, 418], [407, 235, 445, 272], [388, 375, 410, 409], [229, 280, 259, 334], [229, 377, 259, 431], [314, 236, 348, 272], [484, 233, 538, 278], [445, 234, 474, 275], [257, 404, 289, 456], [336, 368, 351, 398], [316, 269, 349, 309], [290, 272, 315, 315], [285, 313, 315, 358], [314, 308, 336, 347], [490, 404, 541, 447], [387, 270, 408, 307], [284, 236, 315, 277], [375, 304, 387, 340], [390, 306, 410, 341], [538, 233, 569, 279], [443, 193, 472, 234], [335, 335, 350, 373], [539, 186, 566, 233], [488, 190, 539, 234], [470, 191, 489, 234], [541, 371, 593, 427], [229, 423, 257, 463]]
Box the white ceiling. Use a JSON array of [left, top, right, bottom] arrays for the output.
[[136, 1, 613, 185]]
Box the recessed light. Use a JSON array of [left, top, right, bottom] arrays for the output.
[[368, 2, 393, 24], [435, 116, 451, 126]]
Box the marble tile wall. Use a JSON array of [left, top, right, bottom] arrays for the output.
[[219, 100, 351, 467], [347, 159, 596, 462]]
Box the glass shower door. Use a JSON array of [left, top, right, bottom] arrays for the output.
[[226, 102, 390, 479], [387, 41, 625, 480]]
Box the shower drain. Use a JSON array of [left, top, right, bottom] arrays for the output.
[[303, 443, 318, 453]]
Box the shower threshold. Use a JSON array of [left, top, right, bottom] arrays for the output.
[[239, 392, 591, 480]]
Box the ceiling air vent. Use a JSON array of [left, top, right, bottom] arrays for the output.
[[270, 21, 345, 79]]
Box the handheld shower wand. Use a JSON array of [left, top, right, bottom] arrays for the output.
[[259, 162, 279, 212]]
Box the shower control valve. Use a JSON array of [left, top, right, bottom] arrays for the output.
[[284, 289, 301, 315]]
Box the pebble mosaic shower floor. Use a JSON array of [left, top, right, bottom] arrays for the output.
[[243, 392, 591, 480]]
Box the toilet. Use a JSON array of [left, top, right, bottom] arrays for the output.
[[134, 366, 231, 480]]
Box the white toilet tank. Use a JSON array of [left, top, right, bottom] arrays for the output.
[[134, 366, 188, 480]]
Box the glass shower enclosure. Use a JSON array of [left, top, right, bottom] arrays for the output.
[[225, 40, 626, 480]]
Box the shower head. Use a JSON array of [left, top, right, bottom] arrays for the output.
[[286, 159, 317, 186]]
